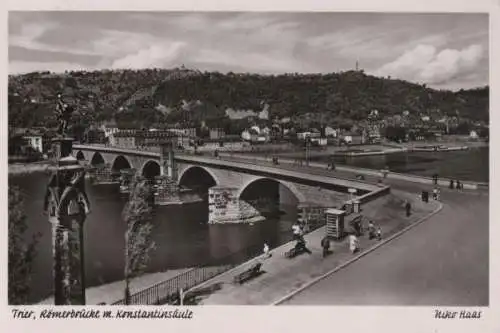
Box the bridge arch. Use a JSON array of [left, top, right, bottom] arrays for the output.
[[111, 155, 132, 172], [90, 152, 105, 166], [76, 151, 85, 161], [178, 166, 219, 191], [141, 160, 161, 180], [237, 177, 305, 204]]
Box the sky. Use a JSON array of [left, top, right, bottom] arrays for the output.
[[8, 11, 489, 90]]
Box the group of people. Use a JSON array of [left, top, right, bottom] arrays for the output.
[[449, 179, 464, 190], [433, 173, 465, 191], [348, 220, 382, 254]]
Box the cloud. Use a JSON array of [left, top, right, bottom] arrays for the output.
[[7, 12, 489, 90], [111, 42, 187, 69], [194, 48, 318, 74], [9, 60, 89, 74], [374, 44, 484, 85]]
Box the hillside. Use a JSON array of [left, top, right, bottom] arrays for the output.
[[8, 68, 489, 133]]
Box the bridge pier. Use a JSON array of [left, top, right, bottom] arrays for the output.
[[208, 186, 266, 224], [119, 169, 136, 195], [88, 163, 119, 185], [153, 142, 184, 205]]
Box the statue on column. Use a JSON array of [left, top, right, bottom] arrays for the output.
[[44, 93, 90, 305], [55, 93, 75, 136]]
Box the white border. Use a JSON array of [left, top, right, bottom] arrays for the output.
[[1, 1, 498, 333]]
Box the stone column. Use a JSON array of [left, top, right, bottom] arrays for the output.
[[45, 137, 90, 305], [160, 142, 177, 181], [160, 142, 177, 180]]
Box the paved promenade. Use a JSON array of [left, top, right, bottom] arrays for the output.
[[283, 188, 489, 305], [38, 268, 191, 305], [188, 190, 439, 305], [184, 154, 488, 305]]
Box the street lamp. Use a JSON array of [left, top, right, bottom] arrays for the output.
[[305, 136, 311, 166]]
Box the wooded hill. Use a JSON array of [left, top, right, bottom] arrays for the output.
[[8, 68, 489, 133]]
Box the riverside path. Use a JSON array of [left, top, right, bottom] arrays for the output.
[[281, 181, 489, 305], [215, 154, 489, 305]]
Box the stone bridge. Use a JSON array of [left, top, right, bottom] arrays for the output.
[[73, 144, 388, 223]]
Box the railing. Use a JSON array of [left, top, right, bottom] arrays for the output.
[[110, 243, 264, 305], [109, 218, 328, 306], [111, 264, 233, 305]]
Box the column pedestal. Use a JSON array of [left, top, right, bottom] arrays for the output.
[[45, 136, 90, 305]]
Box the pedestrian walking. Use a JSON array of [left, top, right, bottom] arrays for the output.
[[405, 200, 412, 217], [321, 236, 331, 257], [349, 234, 359, 254], [456, 180, 461, 190], [449, 179, 455, 189], [292, 222, 301, 241], [432, 173, 438, 185], [376, 226, 382, 241], [433, 187, 438, 200], [368, 220, 375, 239], [263, 243, 272, 258]]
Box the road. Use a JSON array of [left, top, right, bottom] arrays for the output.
[[282, 189, 489, 305], [213, 155, 489, 305]]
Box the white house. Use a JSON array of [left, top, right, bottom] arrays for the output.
[[324, 126, 337, 138], [100, 124, 119, 138], [23, 135, 43, 152], [241, 130, 252, 141]]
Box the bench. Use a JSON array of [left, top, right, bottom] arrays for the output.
[[233, 263, 263, 284]]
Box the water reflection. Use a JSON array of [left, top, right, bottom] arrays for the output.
[[9, 173, 298, 303]]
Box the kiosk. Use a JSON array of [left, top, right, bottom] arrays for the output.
[[325, 208, 346, 240]]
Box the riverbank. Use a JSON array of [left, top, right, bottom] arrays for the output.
[[186, 190, 440, 305], [8, 161, 51, 175], [220, 153, 488, 188]]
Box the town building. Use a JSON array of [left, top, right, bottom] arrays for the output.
[[111, 129, 180, 149], [23, 133, 43, 152], [110, 130, 138, 149], [100, 119, 119, 138], [340, 132, 364, 145], [210, 128, 226, 140]]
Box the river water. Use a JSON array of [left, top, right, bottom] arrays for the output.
[[9, 147, 488, 304], [10, 173, 299, 304], [315, 147, 489, 182]]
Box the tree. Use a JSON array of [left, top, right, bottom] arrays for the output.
[[384, 125, 407, 142], [122, 177, 156, 304], [8, 186, 40, 305]]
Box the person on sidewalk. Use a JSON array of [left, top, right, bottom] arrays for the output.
[[432, 173, 438, 185], [321, 236, 331, 257], [263, 243, 272, 258], [296, 237, 312, 255], [456, 180, 462, 190], [433, 187, 438, 200], [292, 222, 301, 241], [405, 200, 412, 217], [349, 234, 359, 254], [376, 226, 382, 241], [449, 179, 455, 189], [368, 221, 375, 239]]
